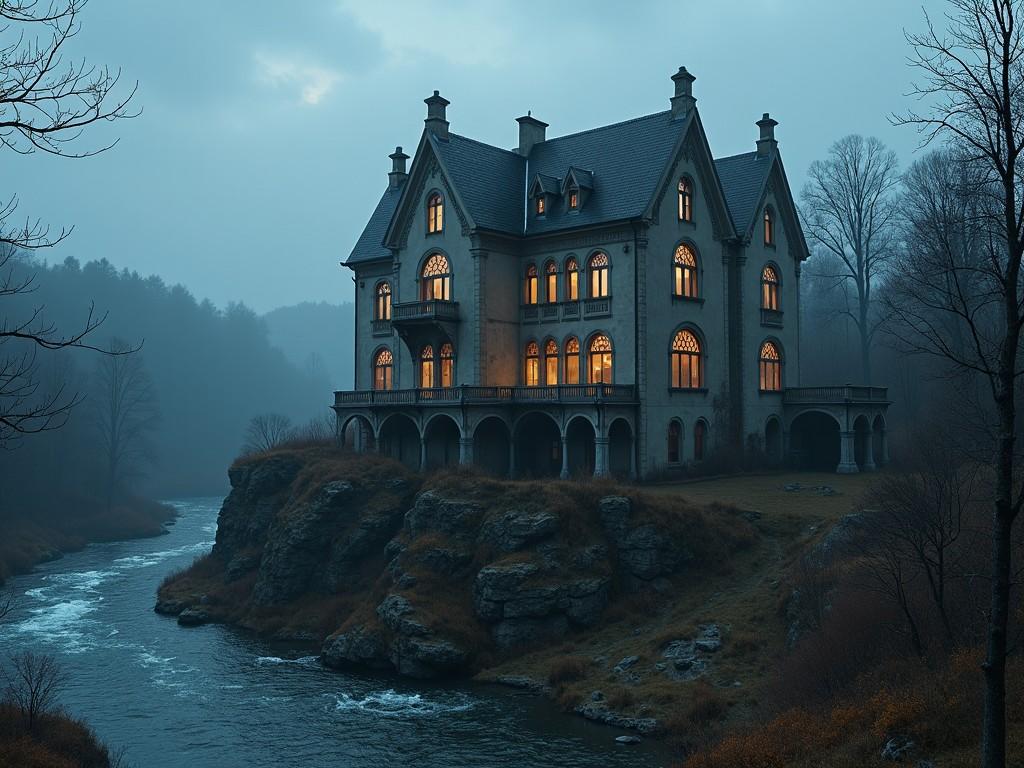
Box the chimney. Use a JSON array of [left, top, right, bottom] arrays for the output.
[[670, 66, 696, 120], [516, 112, 548, 156], [388, 146, 409, 189], [424, 90, 450, 140], [756, 113, 778, 156]]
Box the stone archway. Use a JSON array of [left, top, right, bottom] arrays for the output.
[[340, 414, 375, 452], [788, 410, 841, 471], [424, 414, 460, 469], [473, 416, 511, 477], [513, 412, 561, 478], [565, 416, 596, 477], [608, 419, 633, 478], [765, 416, 782, 464], [378, 413, 421, 470], [854, 414, 875, 471]]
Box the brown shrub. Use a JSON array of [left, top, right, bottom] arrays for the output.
[[606, 687, 636, 711], [687, 682, 728, 725], [547, 656, 591, 685]]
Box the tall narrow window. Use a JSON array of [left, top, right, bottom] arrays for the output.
[[761, 265, 780, 310], [375, 281, 392, 320], [566, 257, 579, 301], [673, 244, 698, 298], [671, 329, 703, 389], [588, 252, 609, 298], [667, 421, 682, 463], [420, 345, 435, 388], [421, 253, 451, 301], [525, 341, 540, 386], [565, 337, 580, 384], [588, 334, 613, 384], [764, 207, 775, 245], [545, 339, 559, 385], [536, 196, 545, 215], [677, 178, 693, 222], [524, 265, 539, 305], [694, 420, 707, 461], [373, 348, 393, 390], [440, 343, 455, 388], [759, 341, 782, 391], [569, 189, 579, 210], [427, 193, 444, 233], [545, 261, 558, 303]]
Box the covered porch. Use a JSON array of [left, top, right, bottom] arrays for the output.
[[783, 386, 891, 474]]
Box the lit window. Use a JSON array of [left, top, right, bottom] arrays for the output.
[[524, 265, 539, 305], [566, 257, 579, 301], [588, 252, 609, 298], [565, 337, 580, 384], [375, 281, 392, 320], [545, 339, 559, 385], [569, 189, 579, 210], [759, 341, 782, 392], [694, 420, 707, 461], [536, 196, 545, 215], [422, 253, 451, 301], [373, 348, 393, 390], [671, 329, 702, 389], [668, 421, 681, 463], [764, 207, 775, 246], [545, 262, 558, 303], [677, 178, 693, 222], [525, 341, 540, 386], [428, 193, 444, 234], [588, 334, 613, 384], [440, 343, 455, 388], [420, 345, 435, 388], [761, 264, 780, 310], [673, 245, 698, 298]]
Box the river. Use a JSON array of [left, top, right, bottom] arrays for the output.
[[0, 498, 670, 767]]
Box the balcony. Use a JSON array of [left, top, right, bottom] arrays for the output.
[[334, 384, 637, 408], [783, 386, 889, 405], [392, 299, 460, 323], [760, 308, 784, 327], [371, 319, 391, 336], [584, 296, 612, 319]]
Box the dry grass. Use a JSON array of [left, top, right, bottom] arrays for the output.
[[0, 703, 115, 768], [547, 656, 591, 685]]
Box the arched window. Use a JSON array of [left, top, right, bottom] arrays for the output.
[[427, 193, 444, 234], [440, 343, 455, 388], [422, 253, 451, 301], [525, 341, 540, 386], [545, 261, 558, 303], [694, 420, 707, 461], [588, 252, 609, 298], [764, 206, 775, 246], [373, 348, 393, 391], [588, 334, 613, 384], [671, 329, 703, 389], [673, 244, 699, 298], [759, 341, 782, 392], [544, 339, 559, 385], [678, 178, 693, 222], [524, 264, 539, 305], [667, 420, 682, 464], [420, 345, 435, 388], [761, 264, 780, 310], [375, 281, 392, 320], [565, 336, 581, 384], [566, 257, 579, 301]]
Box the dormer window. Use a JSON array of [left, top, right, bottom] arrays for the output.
[[569, 190, 579, 210], [536, 196, 546, 216], [427, 193, 444, 234]]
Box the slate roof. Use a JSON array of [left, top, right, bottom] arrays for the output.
[[531, 173, 562, 195], [346, 182, 403, 264], [432, 133, 526, 235], [713, 151, 773, 237]]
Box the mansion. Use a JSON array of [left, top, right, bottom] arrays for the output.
[[334, 67, 889, 478]]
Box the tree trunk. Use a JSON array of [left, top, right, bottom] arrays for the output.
[[859, 302, 872, 385]]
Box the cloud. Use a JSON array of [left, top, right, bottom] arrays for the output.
[[254, 52, 342, 106]]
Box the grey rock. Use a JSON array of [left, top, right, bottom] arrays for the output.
[[391, 636, 468, 678], [598, 496, 633, 542], [492, 615, 569, 649], [177, 607, 210, 627], [591, 690, 604, 701], [153, 598, 188, 616], [881, 736, 916, 762], [694, 624, 722, 653], [376, 594, 429, 636], [574, 702, 659, 734], [322, 624, 390, 669], [615, 735, 642, 745], [495, 676, 550, 694], [405, 491, 483, 539], [614, 655, 640, 672], [225, 552, 259, 581], [481, 510, 559, 552], [412, 546, 472, 576], [473, 562, 540, 621]]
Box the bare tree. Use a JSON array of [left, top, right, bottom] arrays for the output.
[[92, 338, 158, 509], [891, 2, 1024, 764], [2, 651, 65, 731], [242, 413, 295, 456], [0, 585, 14, 622], [800, 135, 900, 384]]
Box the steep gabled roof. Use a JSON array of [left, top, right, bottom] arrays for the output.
[[346, 182, 403, 265], [530, 173, 562, 196], [432, 133, 525, 235], [713, 151, 773, 238]]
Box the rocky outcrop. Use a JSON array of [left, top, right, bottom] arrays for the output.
[[599, 496, 690, 587]]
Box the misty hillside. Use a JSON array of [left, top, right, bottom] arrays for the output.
[[263, 301, 354, 391]]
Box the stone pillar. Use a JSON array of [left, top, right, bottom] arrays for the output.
[[419, 438, 427, 471], [629, 435, 637, 480], [836, 430, 859, 474], [862, 427, 876, 472], [459, 436, 473, 466], [594, 437, 610, 478], [508, 446, 516, 479], [879, 428, 889, 466], [560, 435, 570, 480]]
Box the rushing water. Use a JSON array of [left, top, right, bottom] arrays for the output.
[[0, 498, 669, 767]]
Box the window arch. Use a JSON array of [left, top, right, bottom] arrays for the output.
[[545, 261, 558, 303], [694, 419, 708, 461], [420, 345, 435, 388], [373, 348, 393, 391], [566, 257, 580, 301], [427, 193, 444, 234], [671, 329, 703, 389], [440, 342, 455, 388], [375, 281, 392, 320], [673, 244, 699, 298], [565, 336, 581, 384], [421, 253, 451, 300], [667, 420, 682, 464], [525, 341, 540, 386], [761, 264, 780, 310], [677, 178, 693, 222], [759, 340, 782, 392], [588, 334, 613, 384], [544, 339, 559, 385], [588, 252, 610, 298], [524, 264, 539, 305], [764, 206, 775, 246]]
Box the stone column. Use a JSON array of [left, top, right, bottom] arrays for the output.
[[629, 435, 637, 480], [879, 427, 889, 466], [862, 427, 876, 472], [459, 436, 473, 466], [419, 438, 427, 471], [560, 435, 570, 479], [836, 430, 859, 474], [594, 437, 610, 478]]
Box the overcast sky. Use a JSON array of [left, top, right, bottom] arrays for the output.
[[10, 0, 947, 314]]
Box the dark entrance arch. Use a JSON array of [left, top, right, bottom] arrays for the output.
[[341, 414, 375, 452], [424, 415, 460, 469], [514, 412, 561, 478], [474, 417, 511, 477], [765, 416, 782, 464], [872, 415, 886, 467], [378, 414, 421, 470], [788, 411, 840, 471], [566, 416, 596, 477], [608, 419, 632, 478]]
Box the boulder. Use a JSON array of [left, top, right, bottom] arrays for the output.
[[881, 736, 916, 762], [598, 496, 688, 585], [376, 594, 429, 637], [390, 636, 469, 678], [177, 607, 210, 627], [492, 615, 568, 649], [154, 598, 188, 616], [405, 491, 484, 539], [481, 510, 559, 552], [615, 735, 642, 745], [322, 624, 390, 669], [574, 702, 659, 734]]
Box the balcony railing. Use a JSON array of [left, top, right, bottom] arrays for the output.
[[334, 384, 637, 408], [784, 386, 889, 404], [584, 296, 612, 318], [760, 308, 784, 327], [392, 300, 460, 323]]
